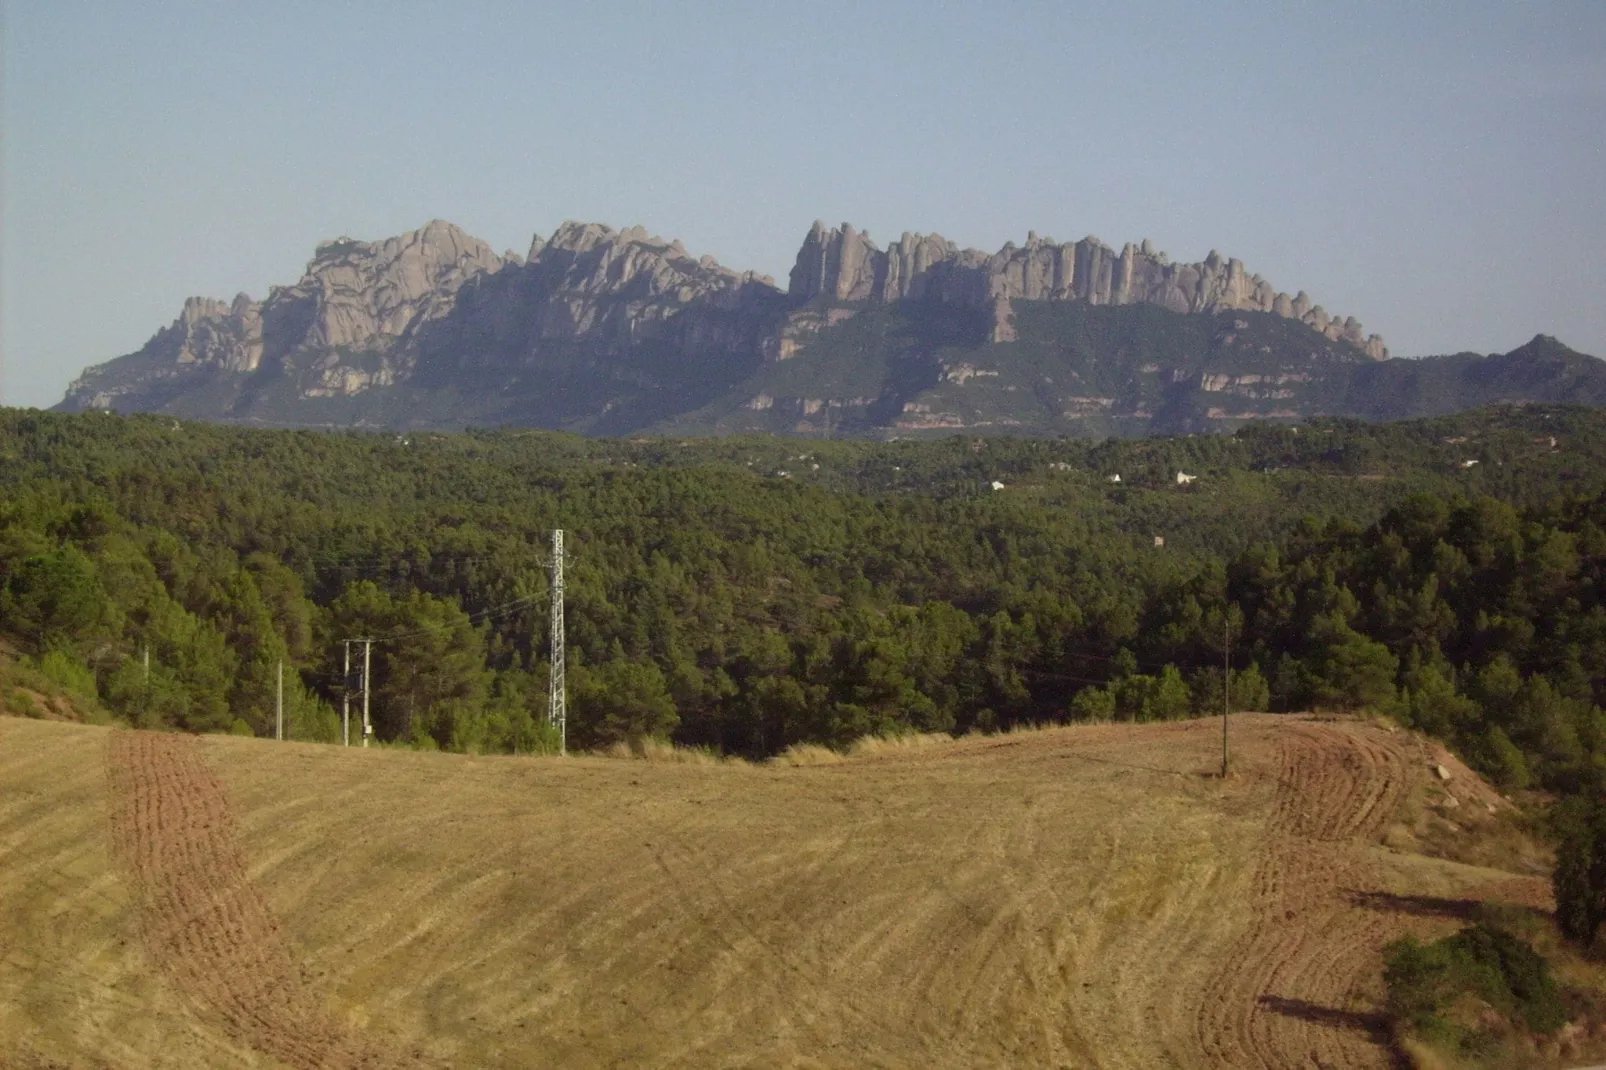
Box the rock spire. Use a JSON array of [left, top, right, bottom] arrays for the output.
[[786, 222, 1387, 358]]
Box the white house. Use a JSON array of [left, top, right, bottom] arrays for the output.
[[1176, 471, 1197, 485]]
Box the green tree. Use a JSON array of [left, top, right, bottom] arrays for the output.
[[1553, 788, 1606, 947], [572, 655, 679, 749], [1, 547, 118, 651], [1479, 725, 1532, 789], [1146, 666, 1192, 721], [326, 582, 489, 744], [1307, 613, 1399, 711], [1402, 661, 1481, 740]]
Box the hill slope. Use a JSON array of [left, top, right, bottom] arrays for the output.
[[1, 714, 1567, 1069]]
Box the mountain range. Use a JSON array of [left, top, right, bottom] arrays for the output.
[[56, 219, 1606, 437]]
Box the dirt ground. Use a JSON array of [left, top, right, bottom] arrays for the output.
[[0, 714, 1551, 1068]]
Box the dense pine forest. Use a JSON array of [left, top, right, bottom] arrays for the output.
[[2, 406, 1604, 804]]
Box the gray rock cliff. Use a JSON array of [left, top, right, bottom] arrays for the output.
[[58, 214, 1401, 430], [63, 220, 782, 409], [784, 222, 1388, 359]]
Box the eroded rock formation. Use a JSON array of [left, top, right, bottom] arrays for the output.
[[786, 222, 1387, 358], [60, 214, 1392, 423], [64, 220, 782, 408]]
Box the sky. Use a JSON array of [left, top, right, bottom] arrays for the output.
[[3, 0, 1604, 408]]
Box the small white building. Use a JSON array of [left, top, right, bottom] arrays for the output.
[[1461, 459, 1479, 469], [1176, 471, 1197, 485], [1107, 474, 1121, 484], [990, 480, 1006, 491]]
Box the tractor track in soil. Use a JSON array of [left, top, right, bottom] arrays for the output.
[[1196, 719, 1413, 1070], [106, 730, 431, 1070]]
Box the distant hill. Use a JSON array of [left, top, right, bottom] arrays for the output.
[[54, 218, 1606, 436]]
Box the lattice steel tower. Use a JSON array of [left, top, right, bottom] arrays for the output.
[[548, 528, 567, 755]]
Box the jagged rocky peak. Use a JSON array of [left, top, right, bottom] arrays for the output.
[[787, 221, 1388, 359], [157, 220, 512, 370], [530, 220, 777, 298], [64, 217, 792, 412], [62, 221, 520, 409], [164, 293, 264, 372], [286, 219, 514, 350], [480, 221, 783, 351]]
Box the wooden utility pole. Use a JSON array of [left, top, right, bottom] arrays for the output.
[[1222, 617, 1231, 779], [341, 641, 351, 747], [275, 659, 284, 741], [361, 639, 373, 748]]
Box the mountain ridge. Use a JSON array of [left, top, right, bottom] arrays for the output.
[[54, 218, 1605, 436]]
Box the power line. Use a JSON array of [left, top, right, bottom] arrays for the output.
[[292, 549, 535, 573], [1020, 668, 1127, 688], [1058, 645, 1234, 676], [366, 592, 546, 644], [322, 584, 550, 748]]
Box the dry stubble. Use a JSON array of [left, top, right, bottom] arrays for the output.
[[0, 714, 1552, 1068]]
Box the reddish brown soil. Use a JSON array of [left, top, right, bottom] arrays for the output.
[[1194, 720, 1399, 1068], [106, 730, 432, 1069]]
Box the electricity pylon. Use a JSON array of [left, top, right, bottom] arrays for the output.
[[548, 529, 566, 756]]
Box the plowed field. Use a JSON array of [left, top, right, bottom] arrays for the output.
[[0, 714, 1549, 1068], [105, 732, 429, 1069]]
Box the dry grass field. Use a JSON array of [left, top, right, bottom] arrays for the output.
[[0, 713, 1554, 1069]]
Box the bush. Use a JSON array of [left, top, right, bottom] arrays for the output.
[[1069, 686, 1115, 722], [34, 650, 97, 700], [1383, 922, 1568, 1052], [8, 687, 44, 718], [1190, 662, 1271, 715]]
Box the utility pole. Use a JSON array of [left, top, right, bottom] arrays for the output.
[[141, 645, 152, 727], [549, 529, 566, 756], [276, 659, 284, 741], [342, 640, 351, 747], [361, 639, 373, 748], [1222, 617, 1231, 779]]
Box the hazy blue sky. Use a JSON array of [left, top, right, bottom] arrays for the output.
[[3, 1, 1603, 407]]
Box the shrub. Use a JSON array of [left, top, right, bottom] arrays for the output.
[[1383, 922, 1568, 1053], [9, 688, 44, 719], [774, 743, 844, 766], [1069, 686, 1116, 722], [34, 650, 97, 700]]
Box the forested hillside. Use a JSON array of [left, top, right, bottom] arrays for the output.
[[2, 405, 1604, 800]]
